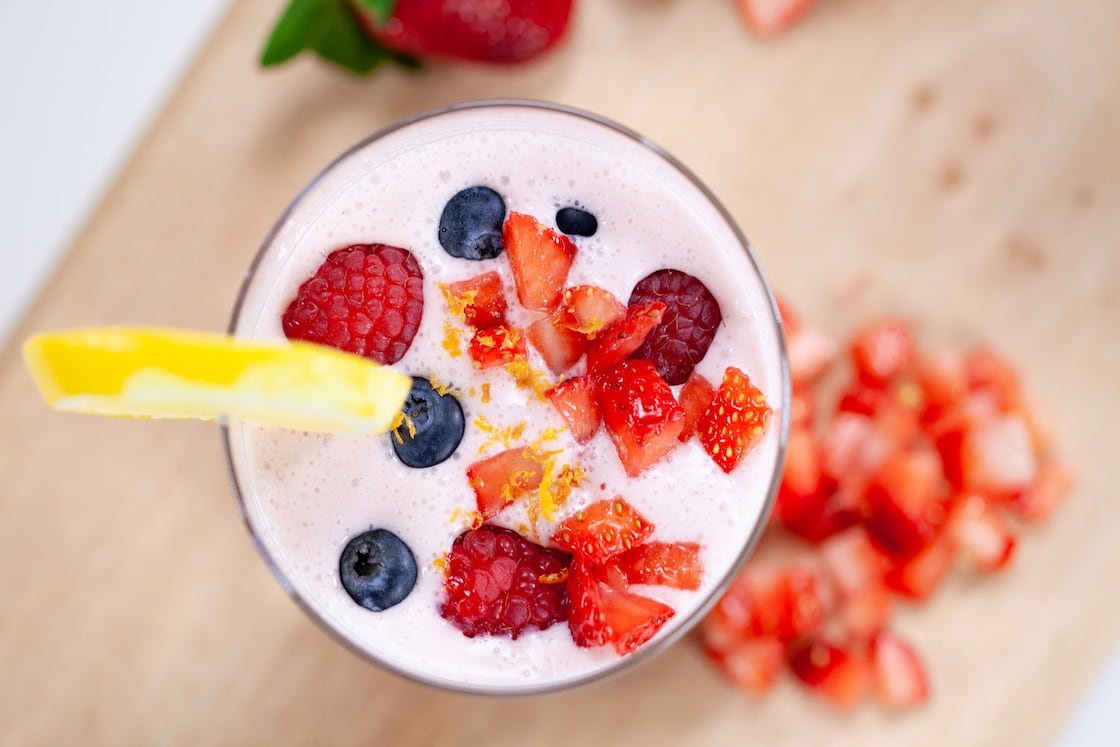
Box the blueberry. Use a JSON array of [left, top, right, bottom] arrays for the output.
[[339, 529, 417, 612], [438, 186, 506, 260], [391, 376, 465, 468], [555, 207, 598, 237]]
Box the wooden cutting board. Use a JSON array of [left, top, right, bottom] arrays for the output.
[[2, 0, 1117, 743]]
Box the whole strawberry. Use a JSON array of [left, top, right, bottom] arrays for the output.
[[262, 0, 573, 74]]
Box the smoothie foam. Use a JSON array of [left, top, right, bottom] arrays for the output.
[[224, 102, 787, 693]]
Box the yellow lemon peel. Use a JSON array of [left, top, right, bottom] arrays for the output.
[[22, 327, 410, 434]]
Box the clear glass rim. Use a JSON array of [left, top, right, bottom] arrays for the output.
[[220, 98, 791, 696]]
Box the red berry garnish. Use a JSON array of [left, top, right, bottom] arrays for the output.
[[610, 541, 703, 591], [443, 271, 507, 329], [545, 375, 601, 445], [282, 244, 423, 365], [628, 269, 722, 385], [503, 212, 577, 313], [466, 448, 544, 519], [585, 301, 665, 377], [467, 324, 527, 369], [439, 525, 571, 639], [550, 497, 656, 565], [566, 560, 675, 655], [597, 360, 685, 477], [677, 370, 717, 442], [696, 366, 771, 473]]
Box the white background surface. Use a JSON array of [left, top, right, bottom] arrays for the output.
[[0, 2, 1115, 743]]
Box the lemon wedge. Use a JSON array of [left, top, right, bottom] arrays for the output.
[[22, 327, 412, 434]]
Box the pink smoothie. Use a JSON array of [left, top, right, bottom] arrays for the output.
[[224, 101, 788, 693]]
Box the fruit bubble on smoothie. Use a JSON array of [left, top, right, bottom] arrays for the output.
[[224, 103, 786, 693]]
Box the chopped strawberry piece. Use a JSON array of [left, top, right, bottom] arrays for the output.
[[776, 428, 859, 543], [787, 317, 837, 386], [443, 271, 507, 329], [736, 0, 820, 37], [677, 370, 716, 442], [818, 527, 888, 597], [736, 563, 828, 643], [965, 346, 1022, 410], [765, 566, 829, 643], [554, 285, 626, 338], [960, 413, 1038, 495], [932, 419, 968, 492], [789, 638, 868, 709], [947, 494, 1017, 572], [466, 447, 544, 519], [1009, 459, 1074, 523], [917, 349, 968, 425], [696, 366, 772, 473], [585, 301, 665, 376], [611, 541, 703, 590], [869, 630, 930, 708], [834, 585, 893, 641], [850, 318, 915, 388], [819, 528, 893, 640], [874, 393, 925, 446], [502, 212, 577, 312], [597, 359, 685, 477], [863, 447, 949, 560], [698, 602, 748, 655], [550, 497, 655, 565], [883, 533, 952, 600], [820, 412, 881, 495], [781, 426, 823, 499], [467, 324, 526, 369], [790, 385, 816, 429], [836, 382, 886, 416], [526, 313, 589, 375], [545, 375, 601, 444], [712, 636, 786, 696], [567, 561, 675, 655], [779, 485, 861, 544]]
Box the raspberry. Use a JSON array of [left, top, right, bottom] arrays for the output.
[[440, 525, 572, 639], [282, 244, 423, 365], [628, 269, 722, 385]]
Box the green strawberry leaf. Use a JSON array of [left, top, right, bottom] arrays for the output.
[[353, 0, 398, 25], [260, 0, 409, 75]]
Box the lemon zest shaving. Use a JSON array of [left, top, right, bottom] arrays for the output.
[[390, 411, 416, 443], [503, 356, 552, 402], [428, 374, 455, 397], [474, 415, 529, 453], [538, 568, 570, 585], [439, 282, 477, 324], [536, 457, 584, 522], [441, 322, 465, 358]]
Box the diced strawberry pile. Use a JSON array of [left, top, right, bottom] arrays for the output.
[[699, 299, 1073, 709]]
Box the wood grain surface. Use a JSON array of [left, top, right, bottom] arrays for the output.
[[2, 0, 1118, 744]]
